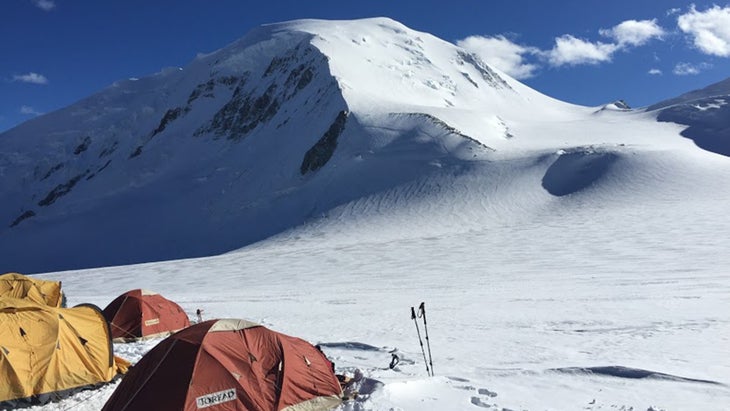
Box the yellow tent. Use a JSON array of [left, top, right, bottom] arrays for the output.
[[0, 272, 65, 307], [0, 297, 128, 408]]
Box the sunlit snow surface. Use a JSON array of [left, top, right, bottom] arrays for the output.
[[6, 18, 730, 411], [29, 150, 730, 410]]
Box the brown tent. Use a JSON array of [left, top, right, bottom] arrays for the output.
[[0, 297, 128, 408], [102, 318, 343, 411], [0, 272, 65, 307], [102, 289, 190, 342]]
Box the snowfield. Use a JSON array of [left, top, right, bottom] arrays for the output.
[[27, 149, 730, 410], [2, 17, 730, 411]]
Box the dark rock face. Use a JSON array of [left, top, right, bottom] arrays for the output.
[[40, 163, 64, 181], [198, 44, 324, 141], [10, 210, 35, 228], [129, 146, 143, 159], [456, 51, 511, 90], [185, 76, 239, 112], [187, 79, 215, 106], [4, 41, 335, 231], [399, 112, 495, 152], [38, 171, 89, 206], [98, 141, 118, 158], [300, 110, 349, 175], [202, 80, 282, 141], [152, 107, 183, 137], [74, 136, 92, 155], [613, 100, 630, 110], [86, 160, 112, 181]]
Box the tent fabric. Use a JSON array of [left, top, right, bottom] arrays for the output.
[[0, 272, 64, 307], [0, 298, 125, 408], [102, 289, 190, 342], [102, 318, 343, 411]]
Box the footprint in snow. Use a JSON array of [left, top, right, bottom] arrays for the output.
[[478, 388, 497, 398], [470, 387, 498, 408], [470, 396, 491, 408]]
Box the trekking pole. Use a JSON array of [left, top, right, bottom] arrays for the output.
[[411, 306, 430, 376], [418, 302, 434, 376]]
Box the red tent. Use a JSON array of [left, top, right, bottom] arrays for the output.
[[102, 289, 190, 342], [102, 319, 342, 411]]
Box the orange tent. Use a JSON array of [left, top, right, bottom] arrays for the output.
[[0, 272, 65, 307], [102, 289, 190, 342], [0, 298, 128, 408], [102, 319, 342, 411]]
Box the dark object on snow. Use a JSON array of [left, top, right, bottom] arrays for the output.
[[389, 353, 400, 369], [410, 305, 431, 376], [417, 302, 434, 376]]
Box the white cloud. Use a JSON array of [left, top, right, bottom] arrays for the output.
[[600, 19, 665, 47], [12, 72, 49, 85], [20, 105, 42, 116], [545, 35, 619, 66], [31, 0, 56, 11], [667, 8, 682, 17], [678, 5, 730, 57], [542, 19, 663, 68], [648, 68, 663, 75], [673, 62, 712, 75], [457, 35, 540, 79]]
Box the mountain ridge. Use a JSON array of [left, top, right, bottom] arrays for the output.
[[645, 77, 730, 156], [1, 17, 727, 273]]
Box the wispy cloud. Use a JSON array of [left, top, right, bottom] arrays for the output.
[[678, 5, 730, 57], [673, 62, 712, 75], [544, 35, 619, 66], [648, 68, 663, 75], [20, 105, 43, 116], [12, 72, 49, 85], [600, 19, 665, 47], [666, 8, 682, 17], [31, 0, 56, 11], [457, 35, 540, 79]]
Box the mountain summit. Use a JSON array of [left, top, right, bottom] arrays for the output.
[[0, 18, 726, 273]]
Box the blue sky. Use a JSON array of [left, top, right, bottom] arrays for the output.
[[2, 0, 729, 132]]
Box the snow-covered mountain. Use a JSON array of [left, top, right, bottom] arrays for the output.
[[0, 17, 727, 274], [5, 18, 730, 411], [646, 77, 730, 156]]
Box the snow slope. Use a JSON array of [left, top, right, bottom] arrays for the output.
[[21, 147, 730, 410], [2, 17, 730, 410], [1, 17, 710, 274]]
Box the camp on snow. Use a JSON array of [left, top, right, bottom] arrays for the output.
[[102, 318, 343, 411], [0, 297, 129, 408], [102, 288, 190, 342], [0, 272, 65, 307]]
